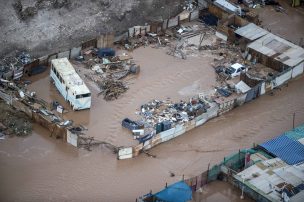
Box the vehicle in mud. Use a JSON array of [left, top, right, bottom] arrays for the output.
[[215, 63, 246, 79], [225, 63, 246, 78]]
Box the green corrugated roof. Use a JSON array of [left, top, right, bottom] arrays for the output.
[[285, 125, 304, 140]]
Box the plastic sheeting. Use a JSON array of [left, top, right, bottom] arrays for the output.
[[155, 181, 192, 202]]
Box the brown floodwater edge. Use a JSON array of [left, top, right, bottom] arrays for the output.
[[1, 73, 303, 201]]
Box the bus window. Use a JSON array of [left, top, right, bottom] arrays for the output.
[[53, 67, 57, 75], [76, 93, 91, 99]]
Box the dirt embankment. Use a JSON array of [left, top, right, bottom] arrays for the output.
[[0, 100, 32, 136], [0, 0, 184, 58]]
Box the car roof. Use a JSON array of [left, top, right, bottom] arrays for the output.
[[231, 63, 244, 70]]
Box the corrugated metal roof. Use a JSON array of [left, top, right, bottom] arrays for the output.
[[274, 167, 303, 186], [285, 130, 304, 141], [237, 158, 287, 201], [294, 124, 304, 135], [234, 23, 269, 41], [248, 33, 304, 67], [235, 80, 251, 93], [237, 159, 304, 201], [290, 190, 304, 202], [299, 138, 304, 145], [260, 135, 304, 165], [214, 0, 238, 13]]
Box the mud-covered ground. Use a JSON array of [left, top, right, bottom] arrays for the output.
[[0, 100, 32, 136], [257, 0, 304, 45], [0, 2, 304, 202], [0, 0, 184, 58]]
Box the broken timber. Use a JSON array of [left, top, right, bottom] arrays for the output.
[[0, 81, 118, 153]]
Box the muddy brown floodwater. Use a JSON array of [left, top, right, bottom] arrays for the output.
[[257, 0, 304, 45], [1, 44, 304, 202], [192, 181, 254, 202]]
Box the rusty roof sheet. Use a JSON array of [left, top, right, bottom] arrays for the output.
[[248, 33, 304, 67], [235, 23, 269, 41]]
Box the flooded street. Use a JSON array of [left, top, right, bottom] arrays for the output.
[[192, 181, 254, 202], [257, 0, 304, 46], [1, 44, 304, 201], [1, 5, 304, 199], [25, 46, 217, 146]]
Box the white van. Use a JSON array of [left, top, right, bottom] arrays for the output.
[[50, 58, 91, 110]]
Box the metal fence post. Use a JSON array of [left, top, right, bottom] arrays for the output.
[[206, 163, 210, 183]]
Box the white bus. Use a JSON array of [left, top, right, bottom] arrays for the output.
[[50, 58, 91, 110]]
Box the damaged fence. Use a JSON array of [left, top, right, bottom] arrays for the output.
[[184, 149, 252, 192], [118, 61, 304, 160], [0, 83, 119, 153]]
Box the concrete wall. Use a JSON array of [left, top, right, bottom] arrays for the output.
[[168, 16, 179, 28]]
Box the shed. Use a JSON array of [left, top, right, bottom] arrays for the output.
[[260, 135, 304, 165], [234, 23, 269, 41], [248, 33, 304, 69], [214, 0, 239, 14], [235, 80, 251, 93], [290, 191, 304, 202]]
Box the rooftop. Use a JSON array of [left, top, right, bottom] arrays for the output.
[[234, 23, 269, 41], [236, 158, 304, 201], [248, 33, 304, 67]]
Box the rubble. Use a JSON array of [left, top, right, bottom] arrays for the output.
[[13, 0, 71, 20], [0, 52, 31, 80], [75, 49, 140, 101], [125, 97, 211, 142], [0, 100, 32, 136], [246, 63, 278, 81], [97, 78, 128, 101]]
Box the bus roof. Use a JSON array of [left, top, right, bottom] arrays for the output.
[[51, 58, 90, 95]]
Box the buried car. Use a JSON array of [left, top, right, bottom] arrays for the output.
[[225, 63, 246, 78]]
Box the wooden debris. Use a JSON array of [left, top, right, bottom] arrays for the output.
[[97, 78, 128, 101]]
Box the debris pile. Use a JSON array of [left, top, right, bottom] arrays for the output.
[[13, 0, 71, 20], [166, 23, 216, 59], [139, 98, 209, 126], [206, 43, 244, 82], [0, 52, 31, 80], [0, 100, 32, 136], [97, 78, 128, 101], [118, 33, 171, 51], [246, 63, 278, 80], [76, 49, 139, 101], [123, 97, 211, 142]]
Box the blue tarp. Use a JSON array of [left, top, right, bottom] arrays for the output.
[[260, 135, 304, 165], [154, 181, 192, 202]]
